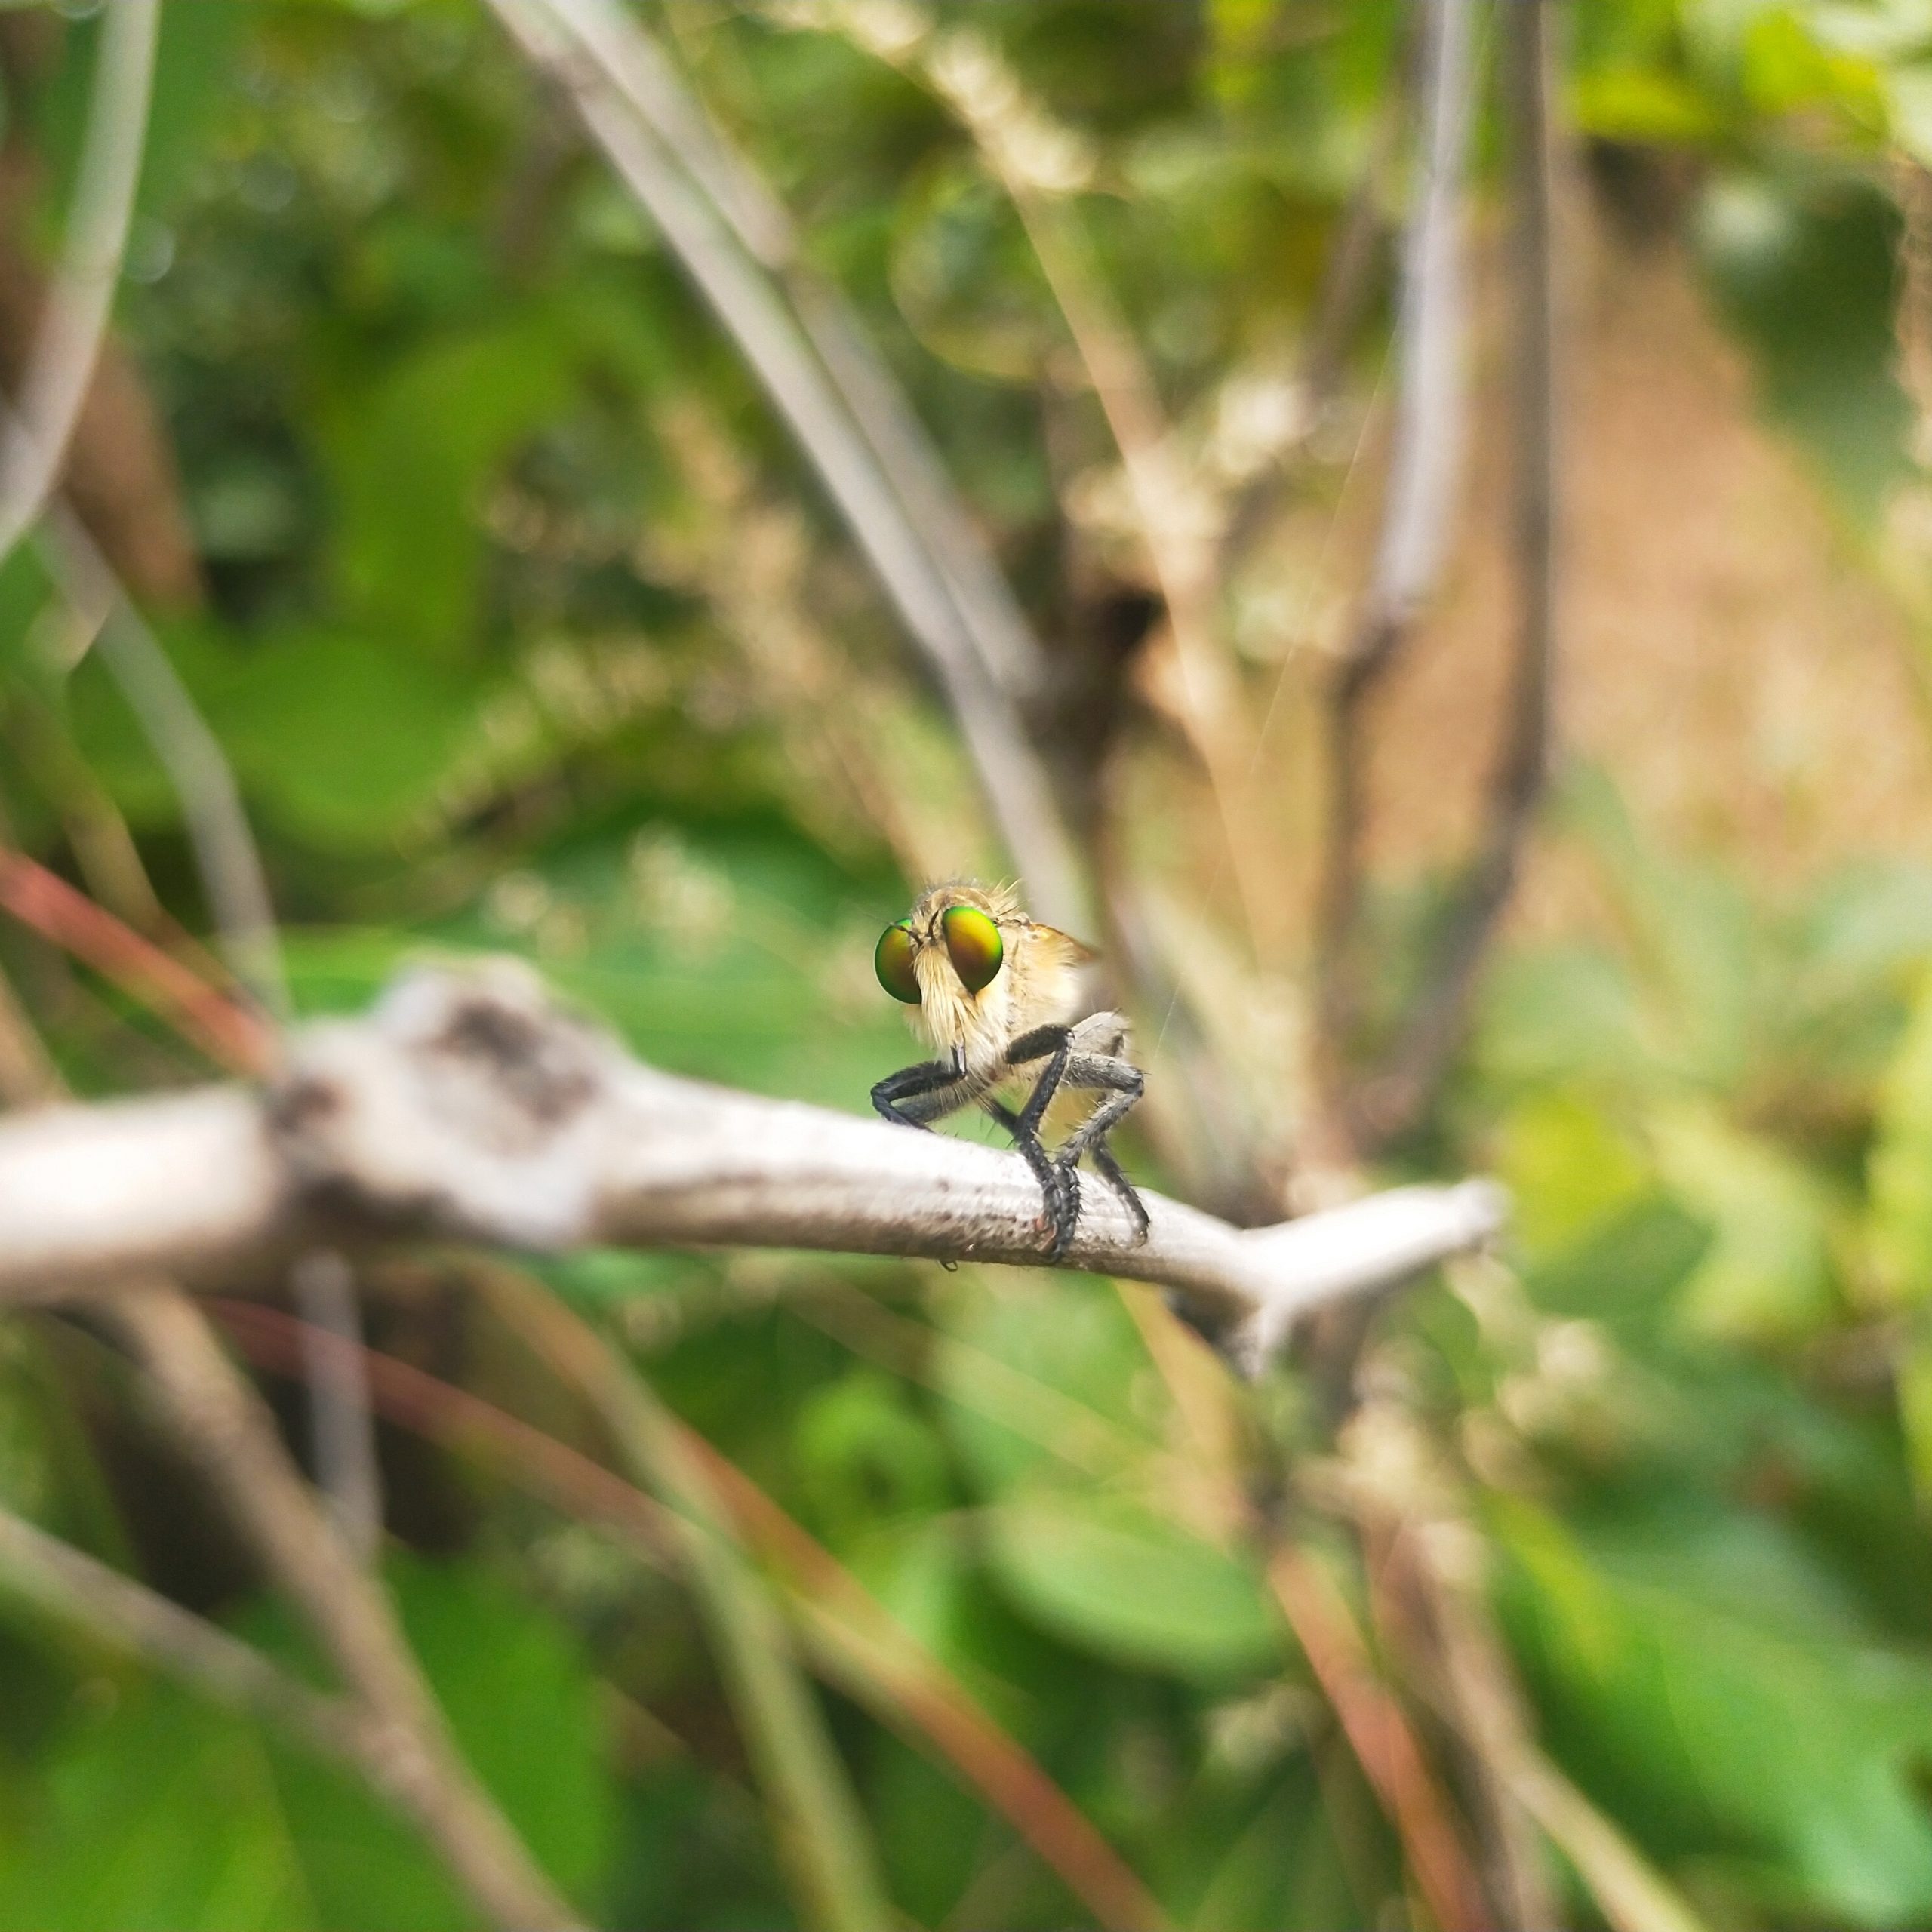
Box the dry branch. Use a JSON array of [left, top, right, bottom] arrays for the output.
[[0, 961, 1506, 1371]]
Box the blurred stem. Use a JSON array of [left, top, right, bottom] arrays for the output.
[[291, 1247, 385, 1567], [25, 488, 376, 1561], [1004, 183, 1273, 951], [0, 844, 274, 1074], [814, 0, 1274, 948], [0, 957, 60, 1108], [103, 1288, 587, 1932], [1268, 1541, 1487, 1932], [0, 0, 158, 574], [554, 0, 1048, 709], [1218, 86, 1401, 578], [485, 1272, 896, 1932], [488, 0, 1089, 936], [1361, 1514, 1552, 1931], [1115, 1278, 1487, 1928], [1312, 0, 1476, 1166], [1413, 1524, 1710, 1932], [0, 685, 165, 934], [672, 1420, 1176, 1932], [1350, 0, 1560, 1152], [1879, 158, 1932, 729], [216, 1290, 1172, 1932], [648, 396, 974, 887], [37, 498, 291, 1027], [0, 1501, 389, 1783], [1502, 1747, 1711, 1932]]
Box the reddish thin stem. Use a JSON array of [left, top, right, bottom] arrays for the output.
[[0, 848, 275, 1075], [1269, 1543, 1487, 1932]]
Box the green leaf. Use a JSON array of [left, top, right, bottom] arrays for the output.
[[793, 1369, 952, 1549], [1649, 1104, 1839, 1339], [1498, 1500, 1932, 1927], [1571, 67, 1727, 143], [1697, 167, 1913, 524], [1868, 971, 1932, 1303], [246, 1553, 613, 1930], [0, 1686, 315, 1932], [1521, 1196, 1710, 1337], [1890, 60, 1932, 164], [1491, 1088, 1652, 1262], [982, 1489, 1284, 1681], [1895, 1330, 1932, 1505], [325, 321, 577, 653], [936, 1272, 1161, 1497], [211, 629, 480, 850]]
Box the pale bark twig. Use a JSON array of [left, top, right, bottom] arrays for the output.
[[0, 961, 1507, 1371], [0, 0, 158, 571]]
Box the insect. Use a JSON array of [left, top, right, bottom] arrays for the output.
[[869, 880, 1149, 1259]]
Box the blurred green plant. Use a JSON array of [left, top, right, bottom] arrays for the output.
[[8, 2, 1932, 1929]]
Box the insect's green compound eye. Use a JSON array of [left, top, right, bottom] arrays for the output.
[[941, 905, 1004, 992], [875, 921, 921, 1004]]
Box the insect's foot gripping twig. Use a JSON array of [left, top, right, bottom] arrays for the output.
[[986, 1099, 1079, 1260], [1041, 1157, 1081, 1260], [1018, 1127, 1081, 1259]]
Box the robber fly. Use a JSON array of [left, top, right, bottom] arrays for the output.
[[869, 881, 1149, 1258]]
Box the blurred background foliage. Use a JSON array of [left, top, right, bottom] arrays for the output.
[[11, 1, 1932, 1928]]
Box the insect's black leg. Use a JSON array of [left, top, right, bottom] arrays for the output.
[[1004, 1023, 1073, 1128], [986, 1097, 1079, 1260], [872, 1059, 969, 1129], [1004, 1024, 1083, 1257], [1089, 1138, 1150, 1244], [1054, 1054, 1149, 1244]]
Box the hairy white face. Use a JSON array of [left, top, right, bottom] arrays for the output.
[[874, 881, 1091, 1076]]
